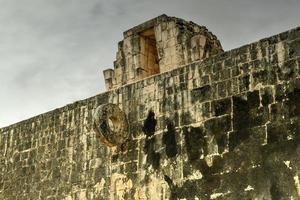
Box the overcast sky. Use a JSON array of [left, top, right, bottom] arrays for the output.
[[0, 0, 299, 128]]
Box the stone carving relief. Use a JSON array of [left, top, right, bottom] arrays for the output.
[[93, 103, 129, 147]]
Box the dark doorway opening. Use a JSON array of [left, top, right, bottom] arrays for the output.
[[139, 28, 160, 76]]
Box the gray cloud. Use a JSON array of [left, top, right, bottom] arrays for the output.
[[0, 0, 299, 127]]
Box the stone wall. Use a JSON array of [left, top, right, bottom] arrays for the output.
[[0, 25, 300, 199]]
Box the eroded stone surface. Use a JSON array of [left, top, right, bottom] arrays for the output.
[[0, 17, 300, 200], [93, 103, 129, 147]]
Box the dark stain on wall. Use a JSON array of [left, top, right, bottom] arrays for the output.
[[143, 111, 160, 169], [204, 115, 231, 154], [230, 94, 253, 151], [163, 120, 177, 158], [232, 95, 250, 130], [287, 88, 300, 117], [212, 98, 231, 116], [143, 137, 160, 170], [183, 127, 207, 161], [230, 90, 271, 151], [191, 85, 212, 103], [142, 111, 157, 137]]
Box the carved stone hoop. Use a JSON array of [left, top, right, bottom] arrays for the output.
[[93, 103, 129, 147]]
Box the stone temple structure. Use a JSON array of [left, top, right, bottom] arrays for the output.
[[0, 14, 300, 199], [103, 15, 222, 90]]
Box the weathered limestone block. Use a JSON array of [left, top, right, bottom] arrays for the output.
[[93, 103, 129, 147]]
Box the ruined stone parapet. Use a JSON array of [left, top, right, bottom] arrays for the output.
[[103, 14, 223, 90]]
